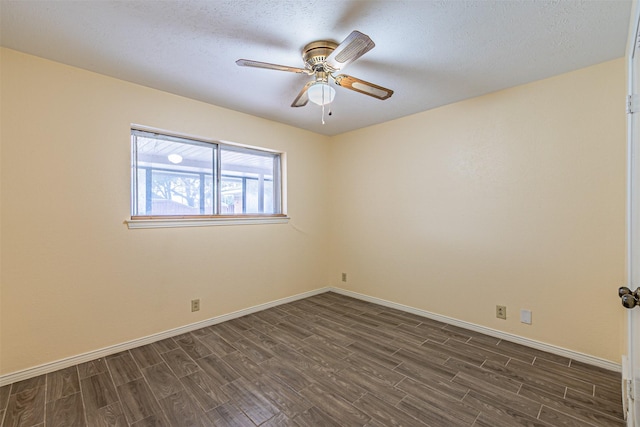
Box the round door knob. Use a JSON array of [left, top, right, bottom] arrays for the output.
[[622, 294, 639, 309], [620, 287, 632, 298]]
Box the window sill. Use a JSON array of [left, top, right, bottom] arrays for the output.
[[125, 216, 290, 229]]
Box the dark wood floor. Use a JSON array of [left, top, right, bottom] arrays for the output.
[[0, 292, 625, 426]]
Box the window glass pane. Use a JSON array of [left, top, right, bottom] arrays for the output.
[[133, 134, 215, 216], [220, 147, 278, 214]]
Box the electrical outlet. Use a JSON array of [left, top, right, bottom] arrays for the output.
[[496, 305, 506, 320], [191, 299, 200, 312], [342, 273, 347, 282]]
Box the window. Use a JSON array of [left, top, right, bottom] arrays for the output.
[[131, 129, 283, 220]]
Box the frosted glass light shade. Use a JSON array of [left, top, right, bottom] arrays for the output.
[[307, 82, 336, 106]]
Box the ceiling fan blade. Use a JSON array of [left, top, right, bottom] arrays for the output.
[[333, 74, 393, 100], [236, 59, 310, 74], [291, 82, 314, 107], [324, 31, 375, 71]]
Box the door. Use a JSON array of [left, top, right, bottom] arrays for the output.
[[626, 1, 640, 425]]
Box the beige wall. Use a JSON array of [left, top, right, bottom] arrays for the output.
[[0, 48, 627, 374], [329, 58, 627, 363], [0, 48, 331, 374]]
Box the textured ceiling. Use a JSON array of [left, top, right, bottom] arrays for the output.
[[0, 0, 632, 136]]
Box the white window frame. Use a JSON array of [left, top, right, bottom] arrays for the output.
[[125, 126, 288, 229]]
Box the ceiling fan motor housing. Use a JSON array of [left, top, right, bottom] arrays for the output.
[[303, 41, 338, 71]]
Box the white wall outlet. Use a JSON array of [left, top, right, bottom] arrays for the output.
[[342, 273, 347, 282], [191, 299, 200, 312], [496, 305, 506, 320], [520, 309, 532, 324]]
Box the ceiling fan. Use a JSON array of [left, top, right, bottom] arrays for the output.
[[236, 30, 393, 108]]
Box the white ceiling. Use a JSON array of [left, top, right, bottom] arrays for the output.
[[0, 0, 632, 136]]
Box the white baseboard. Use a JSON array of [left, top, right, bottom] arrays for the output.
[[0, 287, 330, 387], [1, 285, 620, 387], [329, 287, 622, 373]]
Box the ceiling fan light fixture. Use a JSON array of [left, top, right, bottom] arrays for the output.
[[307, 82, 336, 106]]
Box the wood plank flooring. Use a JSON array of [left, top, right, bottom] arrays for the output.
[[0, 292, 625, 426]]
